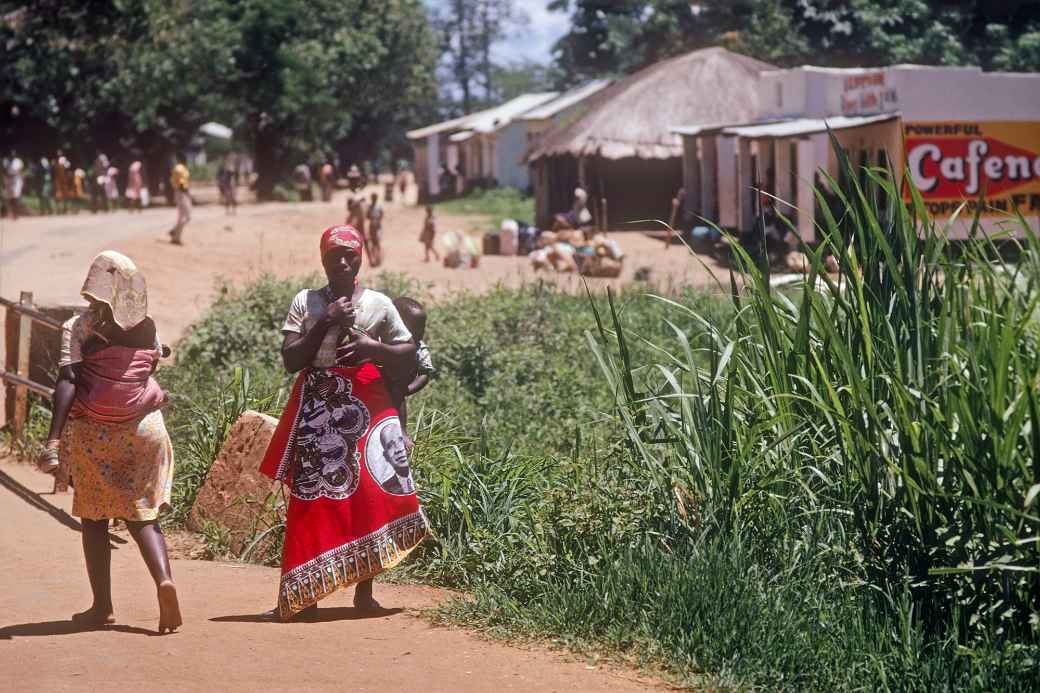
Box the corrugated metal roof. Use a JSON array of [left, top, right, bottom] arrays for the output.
[[520, 80, 611, 121], [719, 112, 900, 138], [406, 92, 558, 140], [464, 92, 559, 134], [406, 112, 483, 140]]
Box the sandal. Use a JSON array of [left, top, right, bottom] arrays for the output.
[[37, 440, 60, 475]]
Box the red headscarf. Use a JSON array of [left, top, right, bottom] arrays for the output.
[[320, 224, 363, 260]]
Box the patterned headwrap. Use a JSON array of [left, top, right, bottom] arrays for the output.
[[80, 251, 148, 330], [320, 224, 364, 260]]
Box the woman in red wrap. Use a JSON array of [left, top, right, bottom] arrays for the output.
[[260, 225, 427, 620]]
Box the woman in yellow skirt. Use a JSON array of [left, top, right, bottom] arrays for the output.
[[38, 251, 181, 634]]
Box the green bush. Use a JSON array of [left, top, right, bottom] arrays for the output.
[[437, 187, 535, 224]]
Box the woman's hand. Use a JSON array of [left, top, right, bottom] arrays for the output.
[[335, 332, 383, 366], [322, 297, 356, 329]]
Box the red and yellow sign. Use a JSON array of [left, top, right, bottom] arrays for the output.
[[904, 121, 1040, 218]]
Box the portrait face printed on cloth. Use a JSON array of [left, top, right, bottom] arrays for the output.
[[292, 371, 371, 501], [365, 417, 415, 496]]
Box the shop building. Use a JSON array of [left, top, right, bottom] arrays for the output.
[[673, 64, 1040, 240]]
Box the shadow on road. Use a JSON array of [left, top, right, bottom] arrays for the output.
[[211, 606, 403, 624], [0, 619, 157, 639], [0, 467, 126, 545]]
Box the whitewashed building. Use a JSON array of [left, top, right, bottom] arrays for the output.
[[673, 64, 1040, 240], [448, 92, 558, 191], [406, 93, 558, 200]]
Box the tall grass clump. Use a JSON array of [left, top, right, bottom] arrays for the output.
[[577, 137, 1039, 685]]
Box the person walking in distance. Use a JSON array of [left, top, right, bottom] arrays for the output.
[[3, 152, 25, 220], [419, 205, 439, 262], [126, 160, 145, 212], [54, 154, 72, 214], [168, 157, 191, 245], [91, 153, 110, 213], [367, 192, 384, 267]]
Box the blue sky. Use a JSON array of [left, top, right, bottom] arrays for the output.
[[423, 0, 570, 65]]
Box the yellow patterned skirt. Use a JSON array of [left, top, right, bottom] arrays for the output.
[[61, 410, 175, 521]]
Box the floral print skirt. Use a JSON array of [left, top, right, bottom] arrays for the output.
[[61, 410, 174, 521]]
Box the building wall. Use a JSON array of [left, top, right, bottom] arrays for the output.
[[412, 140, 428, 199], [495, 121, 532, 190], [891, 67, 1040, 120]]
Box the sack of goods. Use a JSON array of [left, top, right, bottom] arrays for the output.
[[498, 219, 519, 256], [442, 231, 481, 269], [530, 232, 625, 278]]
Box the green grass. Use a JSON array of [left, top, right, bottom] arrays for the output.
[[437, 187, 535, 225]]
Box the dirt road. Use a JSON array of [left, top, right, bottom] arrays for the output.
[[0, 184, 723, 346], [0, 459, 666, 692]]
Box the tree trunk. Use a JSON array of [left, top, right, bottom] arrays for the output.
[[480, 0, 493, 101], [254, 127, 279, 201], [454, 0, 472, 112]]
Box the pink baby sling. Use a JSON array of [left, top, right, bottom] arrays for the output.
[[71, 345, 167, 423]]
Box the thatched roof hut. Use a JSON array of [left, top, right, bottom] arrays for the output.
[[528, 47, 775, 228]]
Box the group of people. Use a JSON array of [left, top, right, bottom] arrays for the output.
[[343, 189, 398, 267], [38, 225, 436, 631], [1, 152, 156, 219]]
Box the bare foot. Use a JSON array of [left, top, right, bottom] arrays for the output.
[[353, 595, 383, 612], [157, 581, 182, 634], [72, 607, 115, 627]]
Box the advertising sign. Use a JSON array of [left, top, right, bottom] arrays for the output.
[[904, 121, 1040, 219], [841, 72, 898, 115]]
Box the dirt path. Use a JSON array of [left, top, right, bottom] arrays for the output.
[[0, 459, 668, 692]]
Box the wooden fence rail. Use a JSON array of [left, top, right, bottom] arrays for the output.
[[2, 291, 70, 491]]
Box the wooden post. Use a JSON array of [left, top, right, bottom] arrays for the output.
[[11, 291, 33, 440], [600, 198, 608, 233], [667, 187, 684, 248]]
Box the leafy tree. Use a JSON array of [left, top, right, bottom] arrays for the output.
[[548, 0, 1040, 78], [989, 24, 1040, 71], [224, 0, 438, 199], [430, 0, 517, 113], [1, 1, 140, 162], [113, 0, 239, 194], [492, 60, 561, 101], [548, 1, 755, 78], [1, 0, 437, 200]]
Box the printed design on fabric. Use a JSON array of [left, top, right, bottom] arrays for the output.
[[364, 416, 415, 496], [291, 369, 370, 501], [278, 510, 429, 619]]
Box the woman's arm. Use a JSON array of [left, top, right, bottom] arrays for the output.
[[281, 297, 355, 373], [46, 365, 78, 443]]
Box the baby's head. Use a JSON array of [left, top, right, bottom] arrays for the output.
[[394, 296, 427, 342]]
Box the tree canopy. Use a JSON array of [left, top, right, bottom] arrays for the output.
[[1, 0, 438, 198], [548, 0, 1040, 80]]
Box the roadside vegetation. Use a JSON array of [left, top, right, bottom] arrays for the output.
[[436, 187, 535, 226], [9, 145, 1038, 690]]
